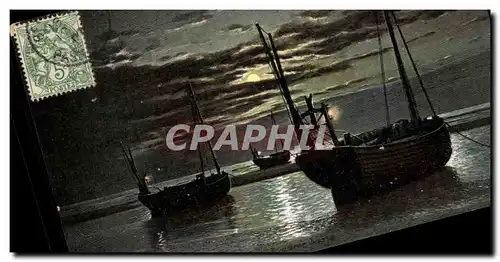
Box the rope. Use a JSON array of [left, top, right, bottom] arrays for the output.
[[445, 122, 490, 148], [190, 96, 206, 175], [391, 11, 437, 117], [258, 25, 295, 128], [260, 26, 271, 35], [375, 12, 391, 127], [268, 59, 294, 127]]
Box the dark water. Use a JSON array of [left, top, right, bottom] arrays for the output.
[[64, 126, 490, 252]]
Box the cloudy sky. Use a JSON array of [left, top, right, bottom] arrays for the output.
[[74, 10, 490, 150]]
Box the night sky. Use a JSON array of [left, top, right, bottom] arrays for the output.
[[27, 10, 490, 204], [79, 10, 453, 145]]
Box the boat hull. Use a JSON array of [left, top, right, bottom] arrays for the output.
[[138, 172, 231, 216], [295, 118, 452, 205], [253, 150, 291, 169]]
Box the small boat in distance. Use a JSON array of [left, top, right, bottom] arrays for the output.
[[250, 111, 291, 169], [251, 149, 291, 169], [255, 10, 452, 206], [122, 83, 231, 217]]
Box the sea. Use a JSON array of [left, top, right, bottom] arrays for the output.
[[63, 125, 491, 252]]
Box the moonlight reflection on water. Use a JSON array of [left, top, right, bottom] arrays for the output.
[[64, 126, 490, 252]]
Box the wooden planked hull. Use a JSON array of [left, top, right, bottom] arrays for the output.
[[138, 172, 231, 216], [253, 150, 291, 169], [295, 118, 452, 205]]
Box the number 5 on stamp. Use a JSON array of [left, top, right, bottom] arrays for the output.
[[11, 11, 96, 102]]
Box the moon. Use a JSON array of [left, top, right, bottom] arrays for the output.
[[245, 73, 261, 82], [327, 105, 342, 121]]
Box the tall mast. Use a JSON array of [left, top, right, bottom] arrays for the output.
[[255, 24, 303, 130], [375, 12, 391, 128], [390, 11, 437, 118], [188, 82, 222, 175], [268, 33, 304, 130], [189, 94, 205, 175], [270, 110, 284, 152], [383, 11, 421, 125], [256, 24, 321, 150]]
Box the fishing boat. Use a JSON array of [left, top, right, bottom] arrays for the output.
[[250, 111, 291, 169], [122, 83, 231, 217], [255, 10, 452, 205]]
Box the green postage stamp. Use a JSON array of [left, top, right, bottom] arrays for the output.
[[11, 11, 95, 102]]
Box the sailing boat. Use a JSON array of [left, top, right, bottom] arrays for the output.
[[126, 83, 232, 217], [255, 10, 452, 205], [250, 110, 291, 169]]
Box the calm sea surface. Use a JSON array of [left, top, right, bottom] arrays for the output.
[[64, 126, 491, 252]]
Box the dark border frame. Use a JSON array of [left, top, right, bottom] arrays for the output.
[[9, 9, 493, 255]]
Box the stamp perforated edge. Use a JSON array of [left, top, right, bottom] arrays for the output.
[[10, 11, 97, 102]]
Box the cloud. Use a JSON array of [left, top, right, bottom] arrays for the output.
[[95, 28, 141, 42], [461, 14, 489, 26], [90, 28, 148, 66], [171, 10, 213, 25], [113, 52, 141, 63], [158, 55, 171, 62], [297, 10, 336, 19], [154, 11, 216, 35], [291, 61, 351, 82], [226, 24, 253, 33], [271, 10, 447, 60], [95, 29, 121, 42], [283, 63, 317, 73], [164, 20, 210, 34], [89, 40, 142, 67], [406, 31, 436, 44], [89, 40, 125, 65], [172, 51, 188, 58], [121, 29, 141, 36], [144, 37, 161, 52], [276, 10, 445, 41]]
